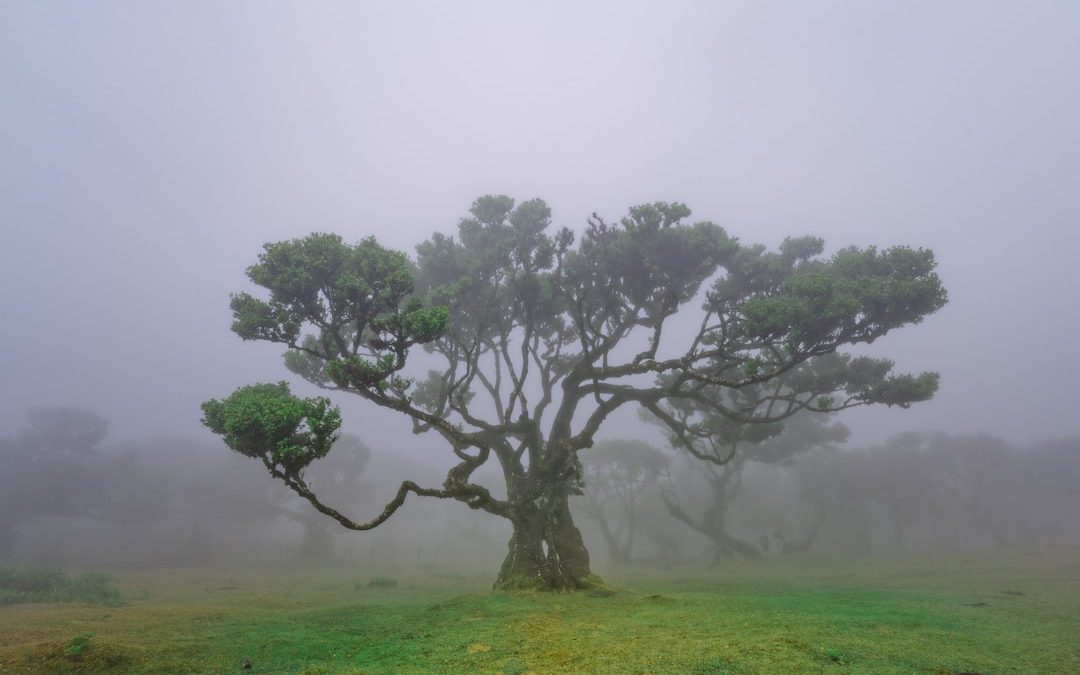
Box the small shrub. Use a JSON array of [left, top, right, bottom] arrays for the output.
[[823, 647, 848, 665], [65, 632, 94, 659], [1, 565, 64, 593], [0, 564, 122, 605], [70, 571, 123, 604], [365, 576, 399, 589]]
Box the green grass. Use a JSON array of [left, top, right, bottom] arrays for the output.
[[1, 551, 1078, 673]]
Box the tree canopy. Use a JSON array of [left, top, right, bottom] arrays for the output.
[[203, 195, 946, 590]]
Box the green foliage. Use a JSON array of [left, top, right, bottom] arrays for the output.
[[230, 233, 448, 388], [200, 382, 341, 475], [824, 647, 847, 664], [221, 197, 945, 425], [324, 354, 398, 390], [208, 195, 947, 589], [737, 245, 947, 350], [563, 203, 738, 323], [64, 632, 94, 658], [0, 565, 64, 594], [415, 196, 565, 346], [863, 371, 940, 407], [0, 564, 122, 605]]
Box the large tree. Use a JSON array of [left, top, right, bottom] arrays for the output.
[[202, 196, 946, 590]]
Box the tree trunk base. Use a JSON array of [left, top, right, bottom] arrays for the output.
[[492, 570, 610, 593], [493, 498, 606, 592]]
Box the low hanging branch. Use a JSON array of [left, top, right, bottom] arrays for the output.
[[263, 460, 506, 531], [201, 382, 511, 531]]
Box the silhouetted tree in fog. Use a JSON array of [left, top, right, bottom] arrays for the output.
[[575, 439, 670, 565], [888, 432, 1015, 550], [0, 407, 108, 558], [652, 406, 848, 562], [784, 432, 1080, 554]]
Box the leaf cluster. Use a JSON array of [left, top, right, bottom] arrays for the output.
[[231, 234, 448, 393], [200, 382, 341, 476], [736, 245, 946, 351]]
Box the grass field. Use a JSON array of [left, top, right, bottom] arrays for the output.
[[0, 550, 1077, 673]]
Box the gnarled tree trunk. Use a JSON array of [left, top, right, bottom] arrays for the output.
[[494, 487, 603, 591]]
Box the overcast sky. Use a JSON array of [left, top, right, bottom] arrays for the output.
[[1, 1, 1078, 448]]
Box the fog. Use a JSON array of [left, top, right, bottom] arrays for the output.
[[2, 2, 1079, 573], [3, 407, 1078, 572]]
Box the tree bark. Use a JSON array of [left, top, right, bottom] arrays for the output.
[[494, 487, 604, 591]]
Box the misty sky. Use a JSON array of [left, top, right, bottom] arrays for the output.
[[1, 1, 1078, 448]]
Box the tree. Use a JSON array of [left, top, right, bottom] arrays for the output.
[[788, 433, 1001, 555], [884, 432, 1011, 551], [655, 411, 848, 563], [576, 440, 670, 565], [202, 196, 946, 590], [874, 432, 1043, 550], [0, 407, 108, 558]]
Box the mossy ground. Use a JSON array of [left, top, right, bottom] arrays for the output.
[[1, 550, 1077, 673]]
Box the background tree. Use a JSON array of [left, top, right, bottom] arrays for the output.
[[204, 196, 946, 590], [1022, 436, 1080, 546], [874, 432, 1007, 552], [653, 408, 848, 563], [0, 407, 108, 559], [575, 439, 670, 566], [782, 432, 1080, 555]]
